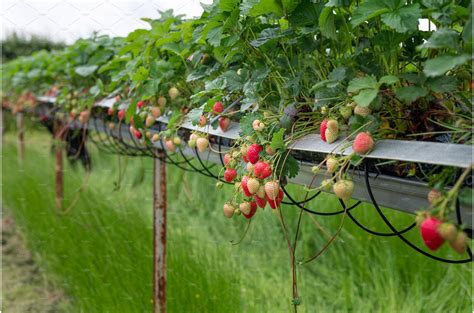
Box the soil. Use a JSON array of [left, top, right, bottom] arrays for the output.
[[2, 214, 70, 312]]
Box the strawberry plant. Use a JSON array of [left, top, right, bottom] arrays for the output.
[[2, 0, 473, 308]]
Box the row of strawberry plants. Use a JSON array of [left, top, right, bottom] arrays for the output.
[[3, 1, 472, 258]]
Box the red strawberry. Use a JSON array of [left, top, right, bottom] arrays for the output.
[[224, 168, 237, 183], [266, 189, 284, 209], [353, 132, 374, 154], [198, 115, 207, 127], [137, 100, 145, 109], [320, 119, 328, 142], [134, 129, 142, 139], [242, 201, 257, 219], [107, 107, 114, 116], [219, 117, 230, 132], [118, 109, 125, 121], [254, 194, 267, 208], [247, 144, 262, 164], [241, 176, 252, 197], [420, 217, 445, 251], [254, 161, 272, 179], [213, 101, 224, 114], [223, 153, 231, 168]]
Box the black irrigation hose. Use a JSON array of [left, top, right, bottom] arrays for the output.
[[281, 188, 323, 206], [96, 118, 138, 156], [178, 147, 218, 178], [364, 160, 472, 264], [123, 122, 153, 157], [342, 200, 416, 236], [116, 121, 150, 157], [217, 136, 227, 168], [193, 146, 219, 179]]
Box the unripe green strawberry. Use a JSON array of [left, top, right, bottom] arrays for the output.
[[146, 115, 155, 127], [239, 202, 251, 215], [151, 106, 161, 118], [311, 166, 320, 174], [325, 119, 339, 143], [266, 145, 275, 155], [340, 106, 352, 119], [256, 185, 266, 198], [165, 140, 176, 152], [247, 178, 260, 194], [415, 212, 428, 226], [427, 189, 442, 204], [223, 203, 235, 218], [234, 182, 241, 191], [189, 133, 198, 141], [168, 87, 180, 100], [333, 180, 354, 202], [188, 139, 196, 148], [246, 163, 254, 172], [173, 136, 181, 145], [158, 96, 167, 108], [320, 179, 333, 191], [264, 181, 280, 200], [151, 134, 160, 142], [354, 105, 371, 117], [326, 157, 338, 173], [449, 231, 468, 254], [196, 137, 209, 152], [438, 223, 457, 241]]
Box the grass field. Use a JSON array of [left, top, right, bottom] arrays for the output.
[[2, 119, 472, 312]]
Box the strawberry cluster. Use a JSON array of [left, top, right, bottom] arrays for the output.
[[222, 141, 285, 219]]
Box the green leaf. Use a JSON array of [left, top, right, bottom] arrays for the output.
[[328, 67, 347, 82], [319, 7, 337, 39], [270, 128, 286, 150], [378, 75, 399, 86], [75, 65, 98, 77], [275, 154, 299, 179], [186, 107, 203, 125], [206, 26, 223, 47], [381, 3, 421, 33], [281, 0, 301, 14], [352, 89, 378, 107], [395, 86, 428, 104], [250, 27, 284, 47], [417, 28, 460, 50], [220, 0, 239, 12], [425, 76, 458, 93], [351, 0, 389, 27], [347, 76, 378, 93], [242, 0, 283, 17], [423, 54, 471, 77], [131, 66, 149, 82]]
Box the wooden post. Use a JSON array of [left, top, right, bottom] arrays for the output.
[[54, 120, 63, 210], [16, 112, 25, 162], [153, 150, 167, 313]]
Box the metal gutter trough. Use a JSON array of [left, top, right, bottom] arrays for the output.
[[35, 96, 473, 230]]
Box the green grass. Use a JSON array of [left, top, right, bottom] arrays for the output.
[[3, 122, 472, 312]]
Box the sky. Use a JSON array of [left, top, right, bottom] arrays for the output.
[[1, 0, 212, 43]]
